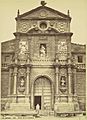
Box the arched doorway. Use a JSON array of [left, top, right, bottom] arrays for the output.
[[34, 76, 52, 110]]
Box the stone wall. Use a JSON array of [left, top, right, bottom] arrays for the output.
[[76, 70, 86, 111], [1, 71, 9, 98]]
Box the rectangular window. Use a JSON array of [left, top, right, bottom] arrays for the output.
[[78, 56, 83, 63]]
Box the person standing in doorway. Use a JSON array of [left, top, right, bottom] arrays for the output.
[[36, 104, 40, 115]]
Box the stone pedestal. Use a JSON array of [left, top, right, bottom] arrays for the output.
[[54, 95, 79, 112], [9, 103, 30, 112], [5, 95, 30, 112]]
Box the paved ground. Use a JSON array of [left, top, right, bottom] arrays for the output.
[[33, 116, 87, 120], [1, 116, 87, 120]]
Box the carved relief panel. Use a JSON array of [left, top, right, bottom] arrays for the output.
[[17, 19, 69, 33], [59, 68, 68, 94], [17, 68, 26, 94], [17, 20, 31, 33], [57, 39, 67, 61], [18, 38, 28, 64], [55, 21, 68, 32]]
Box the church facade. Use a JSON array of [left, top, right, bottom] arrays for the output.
[[1, 2, 86, 114]]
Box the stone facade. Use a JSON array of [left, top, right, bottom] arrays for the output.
[[1, 2, 86, 114]]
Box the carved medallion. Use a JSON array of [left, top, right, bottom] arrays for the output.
[[40, 10, 47, 17], [19, 21, 31, 32]]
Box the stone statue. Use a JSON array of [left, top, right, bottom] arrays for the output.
[[60, 76, 66, 87], [41, 1, 47, 6], [20, 78, 25, 87], [40, 45, 46, 57]]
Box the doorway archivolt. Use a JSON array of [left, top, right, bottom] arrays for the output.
[[34, 76, 53, 110]]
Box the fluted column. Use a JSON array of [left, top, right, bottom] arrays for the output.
[[8, 68, 12, 95], [26, 67, 30, 95], [13, 67, 17, 94]]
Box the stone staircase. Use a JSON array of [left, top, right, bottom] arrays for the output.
[[39, 110, 54, 116]]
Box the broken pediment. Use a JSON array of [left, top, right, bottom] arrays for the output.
[[27, 27, 60, 34]]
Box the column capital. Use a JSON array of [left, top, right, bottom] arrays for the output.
[[68, 67, 72, 74], [55, 67, 59, 74]]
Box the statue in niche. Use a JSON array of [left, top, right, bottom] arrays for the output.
[[19, 41, 28, 55], [20, 78, 25, 87], [40, 44, 46, 57], [60, 76, 66, 87], [18, 77, 25, 93]]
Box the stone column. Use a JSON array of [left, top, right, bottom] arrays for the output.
[[68, 65, 72, 102], [55, 67, 59, 95], [31, 84, 34, 109], [73, 68, 77, 95], [68, 66, 72, 95], [13, 67, 17, 94], [51, 83, 54, 109], [8, 68, 12, 95], [26, 67, 30, 95]]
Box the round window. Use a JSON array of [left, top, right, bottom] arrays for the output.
[[40, 22, 47, 29]]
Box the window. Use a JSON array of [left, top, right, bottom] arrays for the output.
[[40, 22, 47, 29], [78, 56, 83, 63]]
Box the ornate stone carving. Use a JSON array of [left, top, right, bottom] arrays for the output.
[[18, 21, 31, 33], [17, 76, 25, 94], [56, 22, 67, 32], [40, 44, 46, 57], [18, 68, 26, 77], [19, 41, 28, 54], [57, 40, 67, 61], [60, 76, 67, 93], [40, 10, 47, 17]]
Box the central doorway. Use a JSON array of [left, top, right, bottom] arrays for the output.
[[34, 76, 52, 110], [34, 96, 41, 109]]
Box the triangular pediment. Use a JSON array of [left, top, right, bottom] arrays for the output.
[[17, 6, 71, 20]]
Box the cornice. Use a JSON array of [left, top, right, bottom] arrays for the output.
[[14, 32, 73, 37], [15, 17, 70, 21]]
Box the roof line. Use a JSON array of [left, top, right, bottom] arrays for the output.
[[16, 5, 71, 20]]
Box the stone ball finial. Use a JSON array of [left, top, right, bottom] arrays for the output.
[[41, 1, 47, 6]]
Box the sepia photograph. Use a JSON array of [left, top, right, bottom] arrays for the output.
[[0, 0, 87, 119]]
